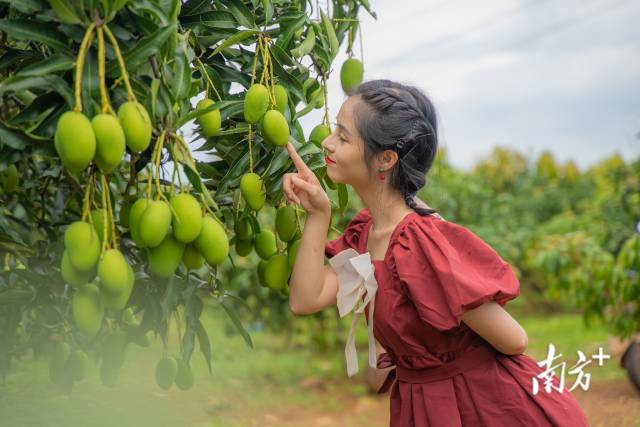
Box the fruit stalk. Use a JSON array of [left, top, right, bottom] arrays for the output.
[[74, 23, 97, 113], [102, 173, 118, 248], [96, 27, 113, 114], [100, 174, 110, 254], [265, 43, 277, 109], [250, 35, 263, 86], [81, 172, 95, 221], [103, 24, 136, 102], [248, 126, 254, 172], [153, 130, 167, 201], [195, 57, 222, 102], [322, 72, 330, 129]]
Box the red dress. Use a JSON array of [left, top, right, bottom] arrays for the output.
[[325, 208, 590, 427]]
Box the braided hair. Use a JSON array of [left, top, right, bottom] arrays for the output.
[[348, 79, 439, 216]]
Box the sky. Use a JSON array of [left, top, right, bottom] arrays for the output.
[[297, 0, 640, 172]]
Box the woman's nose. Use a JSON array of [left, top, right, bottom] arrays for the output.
[[321, 138, 335, 152]]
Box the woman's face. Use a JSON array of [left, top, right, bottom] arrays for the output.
[[321, 96, 373, 188]]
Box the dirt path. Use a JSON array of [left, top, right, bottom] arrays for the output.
[[252, 377, 640, 427]]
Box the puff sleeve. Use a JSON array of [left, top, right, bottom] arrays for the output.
[[325, 208, 371, 259], [390, 215, 520, 332]]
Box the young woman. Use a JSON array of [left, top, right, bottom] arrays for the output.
[[283, 79, 589, 426]]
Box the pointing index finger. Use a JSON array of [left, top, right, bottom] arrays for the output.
[[286, 142, 310, 173]]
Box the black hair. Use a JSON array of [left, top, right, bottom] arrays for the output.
[[348, 79, 439, 216]]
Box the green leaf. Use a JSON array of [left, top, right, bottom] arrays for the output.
[[269, 43, 294, 67], [262, 0, 273, 26], [180, 0, 210, 17], [0, 122, 42, 150], [290, 25, 315, 58], [0, 20, 69, 53], [338, 183, 348, 212], [220, 299, 253, 349], [319, 10, 339, 59], [171, 42, 191, 100], [48, 0, 82, 24], [106, 24, 177, 77], [128, 0, 170, 25], [195, 319, 212, 374], [274, 12, 305, 51], [8, 93, 63, 125], [0, 75, 73, 107], [206, 29, 259, 59], [215, 149, 254, 196], [356, 0, 377, 19], [182, 11, 236, 29], [14, 54, 75, 78], [225, 0, 256, 29]]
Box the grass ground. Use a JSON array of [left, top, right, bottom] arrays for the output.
[[0, 306, 637, 427]]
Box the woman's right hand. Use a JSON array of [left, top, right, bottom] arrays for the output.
[[283, 142, 331, 217]]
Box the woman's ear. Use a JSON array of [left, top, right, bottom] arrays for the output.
[[378, 150, 398, 170]]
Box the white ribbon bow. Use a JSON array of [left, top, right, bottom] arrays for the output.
[[328, 248, 378, 377]]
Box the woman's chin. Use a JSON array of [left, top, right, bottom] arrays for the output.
[[326, 168, 342, 184]]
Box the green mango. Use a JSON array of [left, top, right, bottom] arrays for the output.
[[148, 233, 185, 278], [194, 216, 229, 266], [309, 86, 325, 109], [65, 349, 88, 382], [261, 109, 290, 146], [101, 330, 128, 369], [276, 205, 297, 242], [340, 58, 364, 94], [234, 215, 253, 240], [139, 200, 172, 248], [243, 83, 269, 124], [100, 263, 134, 311], [64, 221, 101, 272], [196, 98, 221, 137], [254, 229, 277, 260], [273, 84, 288, 114], [128, 198, 149, 247], [182, 244, 205, 270], [92, 113, 126, 173], [308, 124, 331, 147], [155, 357, 178, 390], [117, 101, 152, 153], [61, 250, 95, 288], [287, 239, 300, 269], [175, 358, 194, 391], [2, 164, 18, 192], [265, 254, 290, 291], [170, 193, 202, 243], [240, 173, 265, 211], [98, 249, 130, 295], [235, 238, 253, 257], [54, 111, 96, 173], [72, 283, 104, 337], [257, 259, 269, 287]]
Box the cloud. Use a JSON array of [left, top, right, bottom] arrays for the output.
[[303, 0, 640, 171]]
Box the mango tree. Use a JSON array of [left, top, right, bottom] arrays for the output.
[[0, 0, 370, 392]]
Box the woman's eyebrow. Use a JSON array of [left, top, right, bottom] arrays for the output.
[[336, 122, 351, 136]]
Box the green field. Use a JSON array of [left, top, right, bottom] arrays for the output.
[[0, 306, 627, 427]]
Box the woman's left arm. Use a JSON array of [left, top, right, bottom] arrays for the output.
[[460, 301, 528, 355]]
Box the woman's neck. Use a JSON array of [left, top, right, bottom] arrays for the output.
[[355, 185, 413, 235]]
